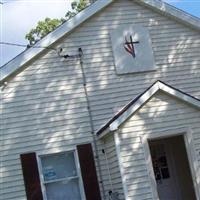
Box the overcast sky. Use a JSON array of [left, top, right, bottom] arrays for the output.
[[0, 0, 200, 67]]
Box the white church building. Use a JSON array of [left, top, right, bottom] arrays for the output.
[[1, 0, 200, 200]]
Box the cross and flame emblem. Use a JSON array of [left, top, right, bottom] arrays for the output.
[[124, 35, 139, 58]]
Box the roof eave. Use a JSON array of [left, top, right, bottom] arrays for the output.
[[1, 0, 200, 83], [137, 0, 200, 31], [97, 127, 112, 139], [0, 0, 113, 83]]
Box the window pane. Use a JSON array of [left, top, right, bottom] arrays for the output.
[[46, 179, 82, 200], [41, 152, 77, 181]]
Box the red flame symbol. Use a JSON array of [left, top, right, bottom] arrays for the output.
[[124, 36, 139, 58]]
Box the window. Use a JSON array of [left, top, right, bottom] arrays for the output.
[[39, 151, 85, 200]]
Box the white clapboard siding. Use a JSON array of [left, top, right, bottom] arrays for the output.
[[103, 134, 125, 200], [118, 92, 200, 200], [1, 0, 200, 199]]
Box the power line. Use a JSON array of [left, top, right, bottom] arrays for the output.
[[2, 41, 83, 61], [1, 41, 82, 68], [0, 42, 83, 59], [0, 42, 56, 51]]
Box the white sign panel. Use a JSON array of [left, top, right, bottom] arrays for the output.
[[110, 25, 155, 74]]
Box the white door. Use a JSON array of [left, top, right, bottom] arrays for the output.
[[149, 141, 181, 200]]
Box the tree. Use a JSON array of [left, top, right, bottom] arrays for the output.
[[25, 18, 64, 45], [65, 0, 88, 20], [25, 0, 88, 45]]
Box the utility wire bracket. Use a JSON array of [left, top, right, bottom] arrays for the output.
[[57, 47, 83, 59]]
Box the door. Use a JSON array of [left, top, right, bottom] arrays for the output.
[[149, 136, 196, 200], [149, 141, 181, 200]]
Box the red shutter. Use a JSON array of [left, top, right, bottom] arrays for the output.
[[77, 143, 102, 200], [20, 152, 43, 200]]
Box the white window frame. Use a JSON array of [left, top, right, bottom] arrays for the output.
[[37, 149, 86, 200]]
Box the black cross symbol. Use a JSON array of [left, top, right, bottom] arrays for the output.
[[124, 35, 139, 58]]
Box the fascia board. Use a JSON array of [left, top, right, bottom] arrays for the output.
[[0, 0, 113, 83], [137, 0, 200, 31], [158, 82, 200, 109], [97, 127, 112, 139], [108, 81, 200, 133], [109, 83, 160, 131], [1, 0, 200, 83]]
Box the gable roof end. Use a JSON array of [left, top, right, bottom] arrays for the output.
[[1, 0, 200, 83], [0, 0, 113, 83], [97, 80, 200, 138]]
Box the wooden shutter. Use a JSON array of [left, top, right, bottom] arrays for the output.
[[77, 143, 101, 200], [20, 152, 43, 200]]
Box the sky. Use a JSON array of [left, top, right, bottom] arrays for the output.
[[0, 0, 200, 67]]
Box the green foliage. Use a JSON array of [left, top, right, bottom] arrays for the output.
[[25, 18, 64, 45], [65, 0, 88, 20], [25, 0, 88, 45]]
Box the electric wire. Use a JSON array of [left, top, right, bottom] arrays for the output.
[[0, 42, 57, 51], [1, 47, 115, 199], [0, 42, 79, 70], [0, 42, 82, 59]]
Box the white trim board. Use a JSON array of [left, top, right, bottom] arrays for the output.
[[114, 131, 129, 200], [1, 0, 200, 83], [0, 0, 112, 83], [97, 80, 200, 139], [137, 0, 200, 31]]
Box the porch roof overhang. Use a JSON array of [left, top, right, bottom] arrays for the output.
[[96, 80, 200, 139]]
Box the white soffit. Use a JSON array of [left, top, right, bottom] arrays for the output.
[[1, 0, 200, 82]]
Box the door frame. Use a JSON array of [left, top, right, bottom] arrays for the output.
[[141, 127, 200, 200]]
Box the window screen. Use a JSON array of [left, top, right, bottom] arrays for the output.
[[40, 151, 82, 200]]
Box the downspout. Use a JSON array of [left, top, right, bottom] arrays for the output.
[[78, 48, 106, 199]]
